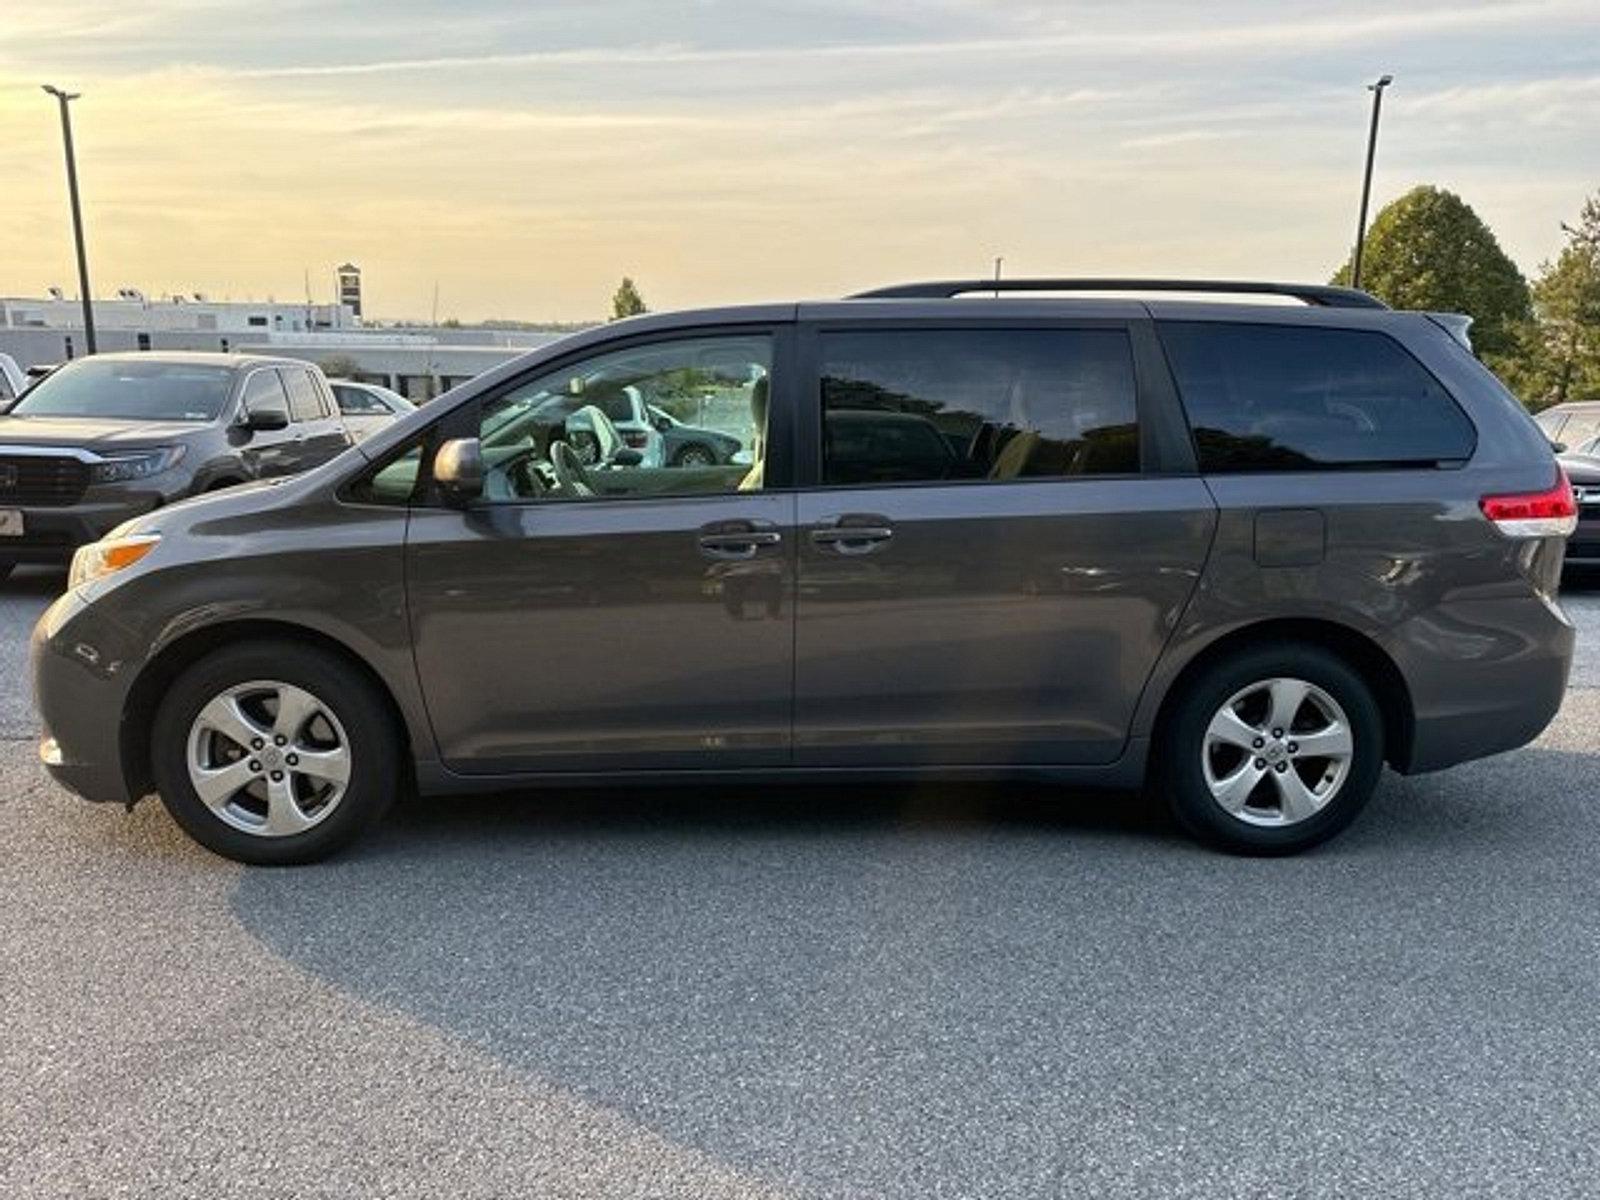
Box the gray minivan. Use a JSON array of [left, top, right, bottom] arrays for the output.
[[31, 280, 1576, 863]]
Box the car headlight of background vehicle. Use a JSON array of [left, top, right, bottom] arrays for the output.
[[68, 532, 161, 590], [89, 446, 186, 484]]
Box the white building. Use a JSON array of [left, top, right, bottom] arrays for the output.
[[0, 288, 577, 401], [0, 290, 356, 337]]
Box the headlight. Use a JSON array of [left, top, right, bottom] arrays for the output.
[[89, 446, 185, 484], [69, 533, 161, 590]]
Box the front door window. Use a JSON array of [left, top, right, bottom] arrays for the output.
[[477, 335, 771, 503]]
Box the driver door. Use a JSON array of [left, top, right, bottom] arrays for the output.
[[405, 327, 796, 774]]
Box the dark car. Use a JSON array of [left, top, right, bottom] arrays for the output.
[[32, 278, 1574, 865], [0, 353, 351, 581], [647, 404, 743, 467], [1558, 449, 1600, 565]]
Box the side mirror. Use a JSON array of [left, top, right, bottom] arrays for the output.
[[1552, 441, 1568, 454], [653, 415, 672, 432], [434, 437, 483, 503], [245, 405, 290, 432], [612, 448, 643, 467]]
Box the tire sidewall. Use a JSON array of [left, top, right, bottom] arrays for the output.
[[674, 444, 715, 467], [1162, 643, 1384, 854], [150, 641, 399, 865]]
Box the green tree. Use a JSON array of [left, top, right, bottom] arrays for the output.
[[611, 277, 648, 321], [1504, 194, 1600, 409], [1332, 185, 1531, 361], [317, 354, 361, 379]]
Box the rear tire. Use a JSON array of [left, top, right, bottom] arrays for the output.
[[150, 640, 400, 865], [1156, 642, 1384, 855]]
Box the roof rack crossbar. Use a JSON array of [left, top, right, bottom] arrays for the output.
[[847, 278, 1388, 309]]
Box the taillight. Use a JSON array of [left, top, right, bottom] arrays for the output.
[[1480, 472, 1577, 538], [622, 431, 649, 449]]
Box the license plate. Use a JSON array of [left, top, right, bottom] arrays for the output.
[[0, 509, 23, 537]]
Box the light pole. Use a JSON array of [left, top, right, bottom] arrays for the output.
[[1351, 74, 1393, 291], [42, 84, 96, 354]]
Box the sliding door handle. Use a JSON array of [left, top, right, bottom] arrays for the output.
[[810, 514, 894, 555]]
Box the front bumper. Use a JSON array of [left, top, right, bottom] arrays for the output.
[[0, 498, 157, 566], [31, 589, 140, 805]]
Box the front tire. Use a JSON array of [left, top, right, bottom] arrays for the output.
[[150, 640, 400, 865], [1157, 643, 1384, 855], [672, 443, 717, 467]]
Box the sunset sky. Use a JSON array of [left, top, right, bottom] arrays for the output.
[[2, 0, 1597, 322]]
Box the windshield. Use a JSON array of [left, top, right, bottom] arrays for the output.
[[9, 360, 235, 422]]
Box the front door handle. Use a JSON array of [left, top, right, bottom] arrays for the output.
[[810, 514, 894, 555], [698, 520, 782, 561]]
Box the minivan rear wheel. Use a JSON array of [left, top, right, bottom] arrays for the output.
[[1158, 643, 1384, 854], [150, 641, 400, 865]]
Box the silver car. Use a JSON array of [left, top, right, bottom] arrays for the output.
[[328, 380, 414, 444]]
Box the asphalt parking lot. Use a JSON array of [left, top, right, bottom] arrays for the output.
[[4, 566, 1600, 1199]]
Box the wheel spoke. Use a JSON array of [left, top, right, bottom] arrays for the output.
[[1206, 705, 1262, 751], [190, 758, 256, 811], [273, 685, 321, 744], [1271, 766, 1323, 823], [197, 695, 270, 752], [1292, 723, 1352, 760], [1210, 761, 1265, 814], [263, 774, 314, 836], [1267, 678, 1310, 734], [293, 746, 350, 787]]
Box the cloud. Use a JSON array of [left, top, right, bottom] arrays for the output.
[[211, 0, 1598, 79]]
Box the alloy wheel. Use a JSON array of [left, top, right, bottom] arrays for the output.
[[1201, 676, 1354, 827], [185, 680, 352, 837]]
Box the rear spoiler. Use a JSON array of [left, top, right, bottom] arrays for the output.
[[1426, 312, 1474, 351]]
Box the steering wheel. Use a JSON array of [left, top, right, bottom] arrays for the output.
[[549, 439, 596, 498]]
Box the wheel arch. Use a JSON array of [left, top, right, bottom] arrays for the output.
[[1148, 618, 1415, 771], [120, 618, 416, 801]]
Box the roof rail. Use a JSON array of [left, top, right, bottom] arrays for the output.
[[848, 278, 1388, 309]]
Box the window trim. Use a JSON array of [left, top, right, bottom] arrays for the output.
[[792, 316, 1190, 492], [1154, 319, 1479, 474], [419, 322, 797, 509]]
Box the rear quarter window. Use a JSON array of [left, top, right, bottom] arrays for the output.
[[1159, 322, 1476, 471]]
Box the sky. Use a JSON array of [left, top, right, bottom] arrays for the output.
[[1, 0, 1596, 322]]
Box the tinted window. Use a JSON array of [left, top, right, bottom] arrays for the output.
[[819, 329, 1139, 486], [10, 359, 234, 422], [1160, 323, 1476, 471], [280, 369, 326, 422]]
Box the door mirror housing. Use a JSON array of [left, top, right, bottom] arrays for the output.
[[653, 415, 672, 433], [434, 437, 484, 503], [612, 448, 643, 467], [1552, 441, 1568, 454], [244, 404, 290, 432]]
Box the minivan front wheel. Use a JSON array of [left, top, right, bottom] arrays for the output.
[[151, 641, 400, 864], [1160, 644, 1384, 854]]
